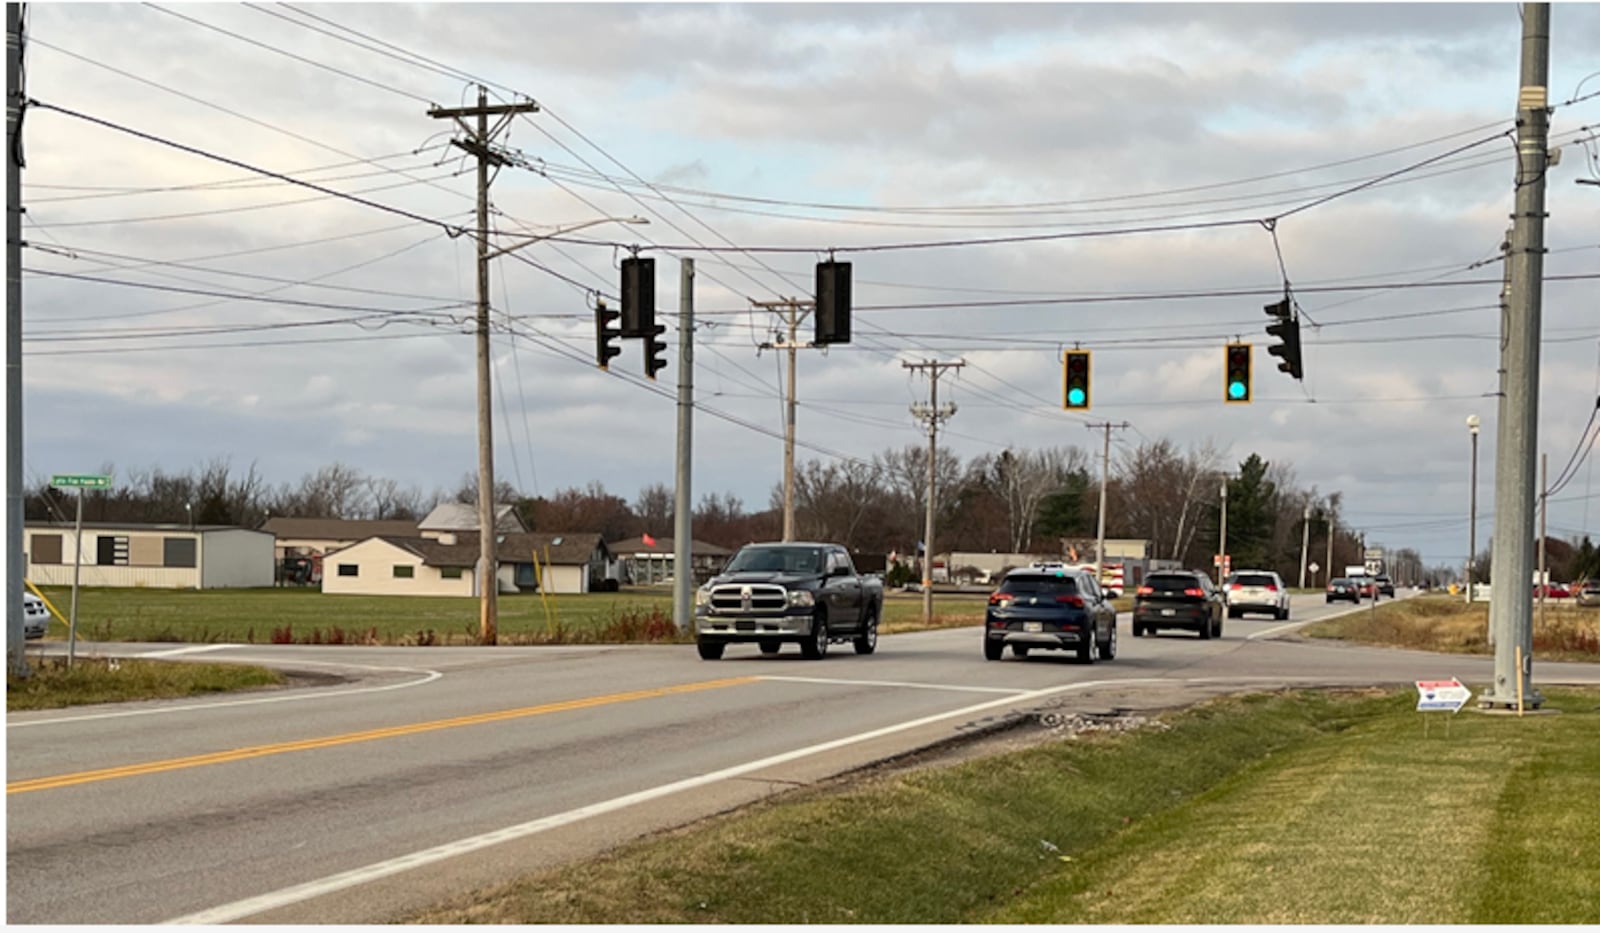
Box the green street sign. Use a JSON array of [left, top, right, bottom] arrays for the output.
[[51, 474, 111, 489]]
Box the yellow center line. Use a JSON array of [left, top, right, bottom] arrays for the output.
[[8, 676, 758, 795]]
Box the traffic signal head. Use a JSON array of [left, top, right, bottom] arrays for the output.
[[1265, 308, 1303, 380], [1225, 343, 1252, 403], [1063, 349, 1091, 409], [644, 323, 668, 381], [594, 299, 622, 370], [620, 256, 656, 337], [815, 260, 852, 344]]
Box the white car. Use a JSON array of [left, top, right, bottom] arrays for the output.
[[1224, 570, 1290, 620], [22, 591, 50, 639]]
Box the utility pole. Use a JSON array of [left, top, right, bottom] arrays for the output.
[[1538, 451, 1547, 630], [755, 298, 815, 542], [6, 4, 25, 677], [1086, 421, 1129, 580], [1298, 502, 1312, 589], [1467, 414, 1481, 608], [430, 87, 538, 646], [1482, 3, 1548, 711], [905, 359, 963, 625], [672, 259, 695, 632], [1325, 513, 1335, 589], [1218, 476, 1228, 585]]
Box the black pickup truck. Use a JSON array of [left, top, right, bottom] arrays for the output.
[[694, 542, 884, 660]]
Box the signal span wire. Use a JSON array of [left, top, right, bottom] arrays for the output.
[[22, 268, 472, 317]]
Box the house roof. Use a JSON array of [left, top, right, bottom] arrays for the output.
[[263, 517, 419, 540], [417, 502, 526, 533], [608, 536, 734, 557], [25, 520, 262, 534], [367, 532, 608, 568]]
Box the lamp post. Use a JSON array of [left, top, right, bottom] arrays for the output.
[[1466, 414, 1480, 608], [473, 215, 648, 644]]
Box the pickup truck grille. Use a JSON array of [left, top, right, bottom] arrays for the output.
[[708, 583, 788, 614]]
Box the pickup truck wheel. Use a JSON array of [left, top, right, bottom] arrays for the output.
[[696, 640, 725, 660], [801, 610, 829, 660], [853, 609, 878, 655], [1098, 622, 1117, 660], [758, 639, 782, 655]]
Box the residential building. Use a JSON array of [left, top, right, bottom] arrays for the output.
[[23, 521, 275, 589]]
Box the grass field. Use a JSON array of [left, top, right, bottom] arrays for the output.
[[27, 585, 999, 646], [1301, 594, 1600, 662], [6, 656, 284, 711], [407, 687, 1600, 924]]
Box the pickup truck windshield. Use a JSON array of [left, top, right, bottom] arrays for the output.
[[726, 546, 826, 574]]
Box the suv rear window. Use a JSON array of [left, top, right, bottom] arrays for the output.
[[1000, 575, 1080, 596], [1234, 573, 1277, 586], [1146, 574, 1203, 590]]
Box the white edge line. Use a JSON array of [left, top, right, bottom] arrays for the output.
[[162, 675, 1169, 925], [138, 644, 239, 658], [1247, 599, 1383, 641], [758, 675, 1029, 695], [8, 661, 444, 729]]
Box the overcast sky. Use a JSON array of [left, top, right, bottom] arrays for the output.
[[15, 2, 1600, 570]]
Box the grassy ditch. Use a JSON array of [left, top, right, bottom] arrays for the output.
[[31, 586, 992, 646], [402, 687, 1600, 924], [6, 656, 285, 711], [1302, 594, 1600, 661]]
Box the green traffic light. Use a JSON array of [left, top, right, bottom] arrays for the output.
[[1067, 387, 1086, 406], [1228, 381, 1247, 400]]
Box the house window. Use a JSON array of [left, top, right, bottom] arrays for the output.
[[337, 564, 359, 577], [30, 534, 63, 565], [441, 567, 463, 579], [393, 565, 414, 579], [163, 537, 197, 568], [97, 535, 129, 566]]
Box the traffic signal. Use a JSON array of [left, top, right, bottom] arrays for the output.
[[1063, 349, 1091, 409], [815, 260, 852, 344], [644, 323, 669, 381], [620, 256, 655, 337], [1263, 299, 1303, 380], [1224, 343, 1252, 403], [594, 298, 622, 370]]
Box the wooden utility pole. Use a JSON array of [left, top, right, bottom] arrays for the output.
[[905, 359, 964, 625], [429, 87, 538, 646], [754, 297, 815, 542]]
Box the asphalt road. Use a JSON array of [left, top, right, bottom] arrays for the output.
[[8, 591, 1600, 924]]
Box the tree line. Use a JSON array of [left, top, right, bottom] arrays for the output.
[[23, 446, 1597, 585]]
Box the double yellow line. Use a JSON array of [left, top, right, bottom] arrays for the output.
[[8, 675, 757, 795]]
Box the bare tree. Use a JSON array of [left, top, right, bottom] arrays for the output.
[[634, 482, 673, 534]]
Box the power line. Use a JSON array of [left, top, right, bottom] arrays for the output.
[[21, 268, 472, 317]]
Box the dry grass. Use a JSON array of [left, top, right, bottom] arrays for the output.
[[7, 656, 285, 711], [1301, 595, 1600, 661]]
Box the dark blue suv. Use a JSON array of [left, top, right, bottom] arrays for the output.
[[983, 568, 1117, 663]]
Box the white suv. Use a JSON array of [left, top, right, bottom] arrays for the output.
[[1224, 570, 1290, 620], [22, 591, 50, 639]]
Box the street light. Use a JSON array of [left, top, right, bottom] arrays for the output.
[[1466, 414, 1480, 607], [473, 214, 649, 645]]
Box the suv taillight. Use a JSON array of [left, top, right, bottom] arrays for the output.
[[988, 593, 1012, 605], [1055, 595, 1084, 607], [1183, 588, 1205, 597], [1136, 586, 1153, 596]]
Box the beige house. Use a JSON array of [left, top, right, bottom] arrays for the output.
[[608, 536, 734, 586], [24, 521, 275, 589], [263, 516, 420, 562], [322, 529, 610, 597]]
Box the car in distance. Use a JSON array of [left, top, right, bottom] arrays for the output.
[[983, 567, 1117, 663], [1223, 570, 1290, 620], [1375, 574, 1396, 597], [694, 542, 883, 660], [22, 591, 50, 639], [1132, 571, 1225, 639], [1576, 580, 1600, 608], [1533, 582, 1571, 599], [1326, 578, 1361, 604]]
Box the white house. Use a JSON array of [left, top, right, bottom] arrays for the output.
[[321, 532, 610, 597], [24, 521, 275, 589]]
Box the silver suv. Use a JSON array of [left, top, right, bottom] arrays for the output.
[[1223, 570, 1290, 620]]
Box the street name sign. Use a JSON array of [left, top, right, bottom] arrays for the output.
[[50, 474, 111, 489], [1415, 678, 1472, 713]]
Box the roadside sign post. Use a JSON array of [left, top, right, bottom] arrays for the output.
[[50, 474, 111, 668], [1309, 561, 1320, 588], [1416, 678, 1473, 736]]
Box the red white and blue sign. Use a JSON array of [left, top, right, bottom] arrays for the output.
[[1415, 678, 1472, 713]]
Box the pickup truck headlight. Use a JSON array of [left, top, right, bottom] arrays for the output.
[[695, 586, 712, 607], [787, 589, 815, 608]]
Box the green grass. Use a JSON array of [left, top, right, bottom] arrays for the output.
[[31, 586, 994, 646], [404, 687, 1600, 924], [6, 656, 285, 711]]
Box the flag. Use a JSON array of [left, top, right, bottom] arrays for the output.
[[642, 533, 657, 547]]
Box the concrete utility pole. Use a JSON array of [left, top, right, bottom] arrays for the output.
[[905, 359, 963, 625], [672, 258, 695, 632], [1298, 502, 1312, 589], [1086, 422, 1129, 578], [755, 298, 815, 542], [6, 4, 25, 677], [1325, 513, 1335, 589], [1467, 414, 1481, 607], [1218, 477, 1228, 586], [430, 87, 539, 646], [1482, 2, 1549, 710], [1538, 451, 1547, 629]]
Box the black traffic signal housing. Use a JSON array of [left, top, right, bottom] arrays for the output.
[[620, 256, 655, 337], [1224, 342, 1252, 404], [594, 298, 622, 370], [644, 323, 668, 381], [1263, 299, 1303, 380], [1062, 349, 1091, 410], [815, 260, 852, 344]]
